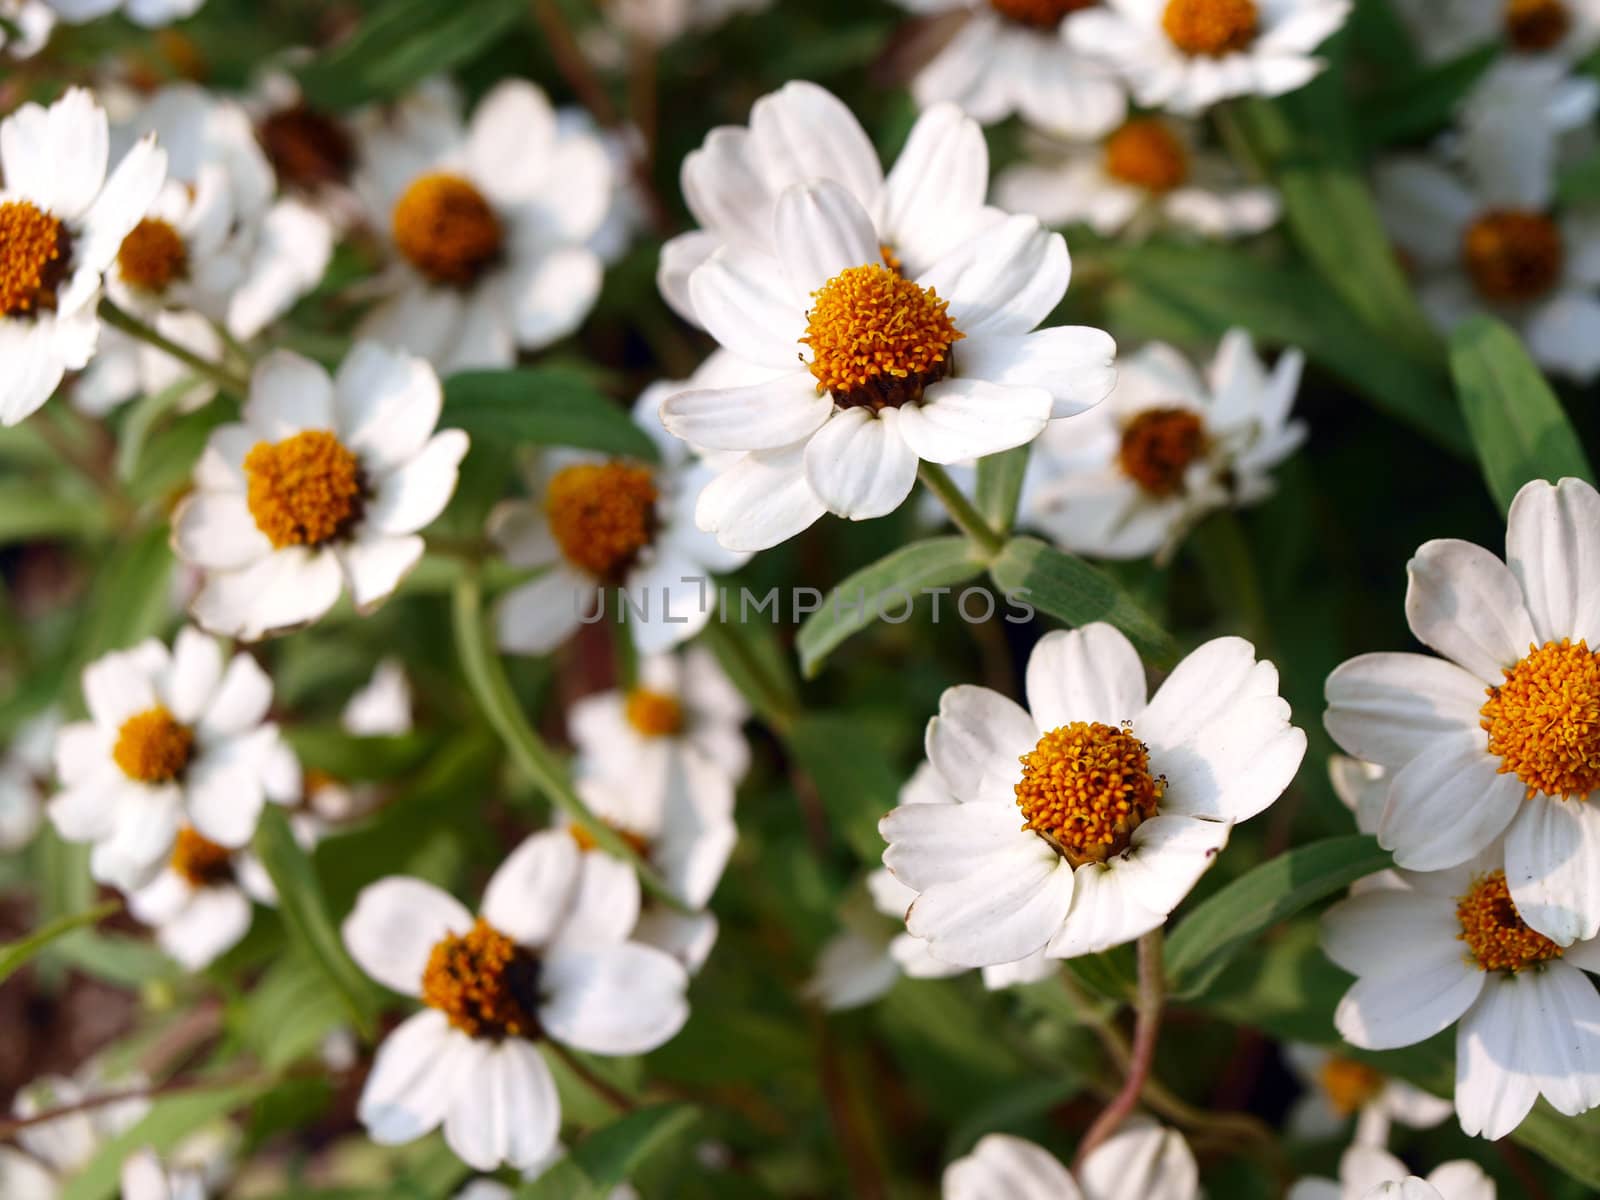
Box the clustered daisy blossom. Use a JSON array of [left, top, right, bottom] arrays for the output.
[[943, 1120, 1199, 1199]]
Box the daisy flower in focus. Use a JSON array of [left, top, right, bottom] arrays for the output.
[[662, 179, 1115, 550], [49, 627, 298, 890], [1024, 329, 1305, 561], [1289, 1144, 1494, 1200], [1389, 0, 1600, 64], [0, 87, 165, 425], [996, 118, 1279, 240], [0, 1061, 149, 1195], [1282, 1044, 1452, 1144], [1068, 0, 1352, 114], [880, 623, 1304, 966], [353, 79, 611, 372], [0, 707, 59, 850], [491, 392, 749, 655], [128, 825, 281, 970], [342, 833, 689, 1170], [1325, 476, 1600, 945], [1323, 846, 1600, 1139], [1374, 61, 1600, 379], [47, 0, 204, 27], [0, 0, 54, 57], [172, 343, 468, 640], [943, 1121, 1198, 1199]]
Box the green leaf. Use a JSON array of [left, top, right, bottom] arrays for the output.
[[571, 1104, 701, 1189], [253, 807, 378, 1038], [698, 617, 801, 731], [0, 901, 118, 985], [1164, 835, 1392, 998], [443, 368, 659, 461], [70, 523, 175, 665], [987, 537, 1176, 664], [125, 403, 232, 504], [43, 930, 177, 988], [795, 537, 985, 678], [519, 1159, 600, 1200], [975, 445, 1030, 536], [1353, 46, 1497, 149], [1558, 147, 1600, 205], [787, 713, 903, 860], [241, 953, 350, 1071], [282, 729, 436, 781], [1449, 316, 1595, 515], [0, 481, 109, 545]]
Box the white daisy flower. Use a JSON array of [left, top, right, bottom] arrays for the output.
[[0, 707, 59, 850], [171, 343, 469, 641], [606, 0, 770, 45], [1374, 61, 1600, 380], [1364, 1184, 1444, 1200], [943, 1121, 1198, 1199], [342, 832, 690, 1171], [806, 930, 908, 1011], [353, 78, 612, 372], [661, 178, 1115, 550], [1389, 0, 1600, 64], [0, 86, 165, 425], [1282, 1043, 1453, 1144], [1067, 0, 1352, 115], [880, 622, 1305, 965], [120, 1147, 207, 1200], [491, 391, 750, 655], [1289, 1144, 1494, 1200], [46, 0, 204, 27], [49, 627, 299, 891], [0, 1060, 150, 1196], [1324, 842, 1600, 1139], [886, 2, 1126, 139], [996, 118, 1280, 240], [0, 0, 54, 57], [247, 63, 363, 229], [1323, 476, 1600, 945], [1024, 329, 1305, 562], [128, 826, 279, 970]]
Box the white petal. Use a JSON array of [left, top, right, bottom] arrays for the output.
[[1079, 1118, 1198, 1200], [245, 350, 337, 438], [539, 943, 689, 1055], [906, 844, 1074, 966], [772, 180, 879, 294], [693, 441, 827, 552], [925, 684, 1038, 805], [943, 1133, 1081, 1200], [748, 80, 883, 207], [896, 379, 1051, 464], [496, 566, 591, 655], [1336, 960, 1484, 1051], [1108, 814, 1231, 917], [184, 748, 265, 848], [689, 245, 804, 368], [554, 846, 642, 949], [1380, 733, 1521, 871], [921, 215, 1070, 338], [83, 642, 163, 728], [172, 493, 273, 572], [507, 246, 603, 351], [189, 547, 345, 641], [198, 653, 273, 740], [155, 883, 254, 970], [1454, 978, 1541, 1139], [1321, 889, 1464, 979], [333, 341, 444, 476], [444, 1038, 560, 1171], [1323, 653, 1485, 770], [161, 627, 223, 725], [482, 830, 582, 949], [359, 1010, 467, 1145], [660, 373, 832, 452], [1046, 857, 1167, 960], [1505, 477, 1600, 648], [957, 327, 1118, 420], [881, 798, 1041, 893], [1405, 539, 1536, 683], [1505, 796, 1600, 945], [802, 408, 918, 520], [342, 877, 473, 996], [1025, 623, 1147, 730]]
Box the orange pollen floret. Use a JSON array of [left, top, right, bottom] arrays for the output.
[[1506, 0, 1572, 50], [113, 706, 195, 784], [1014, 721, 1164, 866], [1462, 209, 1563, 303], [544, 461, 659, 580], [392, 172, 504, 288], [988, 0, 1098, 28], [570, 820, 653, 858], [1481, 638, 1600, 798], [0, 200, 70, 317], [1457, 870, 1563, 973], [116, 218, 188, 293], [1317, 1056, 1384, 1116], [626, 688, 685, 737], [1118, 407, 1207, 496], [421, 916, 542, 1039], [171, 826, 233, 887], [243, 430, 365, 549], [1104, 120, 1190, 193], [800, 263, 964, 411], [1162, 0, 1259, 55]]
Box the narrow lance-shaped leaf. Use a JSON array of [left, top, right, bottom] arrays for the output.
[[442, 368, 660, 461], [0, 900, 118, 985]]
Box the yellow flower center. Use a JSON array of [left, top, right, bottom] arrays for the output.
[[170, 826, 233, 887], [1505, 0, 1571, 49], [1104, 120, 1190, 193], [1014, 721, 1164, 865], [569, 820, 653, 857], [243, 430, 365, 549], [544, 461, 659, 580], [116, 218, 188, 294], [0, 200, 70, 317], [988, 0, 1098, 27], [1118, 407, 1207, 497], [800, 263, 964, 411], [1318, 1056, 1384, 1116], [1162, 0, 1259, 55], [1480, 639, 1600, 798], [113, 706, 195, 784], [392, 172, 504, 287], [1462, 210, 1563, 303], [1457, 870, 1563, 973], [625, 688, 685, 737], [421, 916, 541, 1039], [258, 104, 355, 189]]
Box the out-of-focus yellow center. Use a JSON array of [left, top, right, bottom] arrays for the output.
[[116, 218, 188, 293], [421, 916, 540, 1039], [1461, 210, 1563, 303], [1457, 870, 1563, 972], [544, 462, 659, 580], [1481, 639, 1600, 798], [244, 430, 365, 549], [0, 200, 69, 317], [988, 0, 1098, 27], [171, 826, 233, 887], [1104, 120, 1190, 193], [1118, 407, 1207, 496], [625, 688, 685, 737], [113, 706, 195, 784], [392, 172, 504, 287], [1162, 0, 1259, 55], [1505, 0, 1571, 50], [570, 820, 653, 857], [1014, 721, 1163, 865], [1318, 1056, 1384, 1116]]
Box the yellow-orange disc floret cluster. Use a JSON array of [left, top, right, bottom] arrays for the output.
[[1162, 0, 1259, 55], [113, 706, 195, 784], [422, 916, 541, 1039], [117, 218, 188, 293], [1014, 721, 1164, 865], [800, 264, 963, 410], [626, 688, 686, 738], [1118, 407, 1207, 496], [989, 0, 1098, 27], [1506, 0, 1572, 50], [544, 461, 659, 580], [171, 827, 234, 887], [1462, 210, 1563, 303], [0, 200, 69, 317], [570, 820, 653, 858], [1481, 638, 1600, 799], [1457, 870, 1564, 973], [1104, 120, 1190, 193], [1317, 1056, 1384, 1116], [244, 430, 365, 549], [392, 172, 504, 288]]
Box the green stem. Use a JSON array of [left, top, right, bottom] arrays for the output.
[[697, 617, 799, 734], [919, 462, 1006, 560], [449, 571, 688, 911], [98, 298, 249, 396]]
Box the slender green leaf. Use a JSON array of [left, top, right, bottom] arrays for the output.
[[115, 378, 199, 483], [70, 523, 175, 665], [1353, 46, 1496, 149], [0, 482, 109, 545], [1165, 835, 1392, 998], [1559, 147, 1600, 205], [795, 537, 985, 678], [987, 537, 1176, 664], [519, 1159, 600, 1200], [699, 617, 801, 731], [43, 930, 177, 988], [282, 728, 436, 781], [443, 368, 659, 460], [1450, 316, 1594, 514], [0, 901, 118, 984], [572, 1104, 701, 1189], [975, 445, 1031, 535], [125, 403, 232, 504], [787, 713, 902, 860]]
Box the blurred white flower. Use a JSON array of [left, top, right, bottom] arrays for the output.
[[1389, 0, 1600, 64], [46, 0, 204, 27], [943, 1121, 1198, 1199], [0, 706, 60, 850], [128, 826, 280, 970], [1289, 1144, 1494, 1200], [119, 1147, 207, 1200], [0, 1059, 150, 1196], [606, 0, 769, 45], [0, 0, 54, 56], [1282, 1043, 1453, 1145]]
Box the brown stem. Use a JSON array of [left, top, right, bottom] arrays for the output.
[[549, 1041, 637, 1112], [817, 1022, 888, 1200], [1073, 930, 1165, 1170]]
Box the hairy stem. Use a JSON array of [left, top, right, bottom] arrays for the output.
[[1073, 929, 1165, 1169]]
